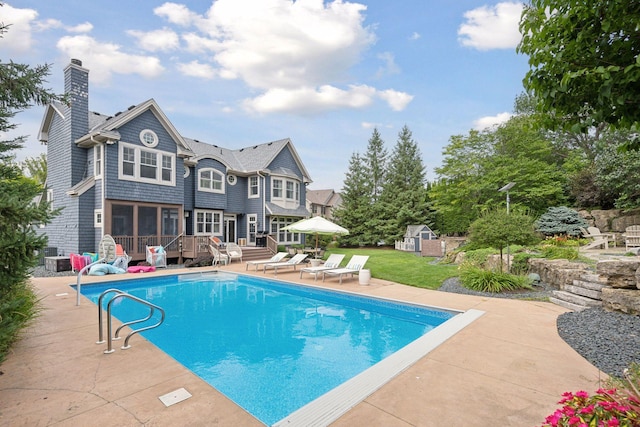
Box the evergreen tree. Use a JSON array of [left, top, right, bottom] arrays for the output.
[[364, 128, 387, 202], [332, 152, 371, 246], [362, 128, 388, 245], [379, 126, 430, 243], [0, 17, 65, 362]]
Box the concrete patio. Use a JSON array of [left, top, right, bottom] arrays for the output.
[[0, 261, 604, 426]]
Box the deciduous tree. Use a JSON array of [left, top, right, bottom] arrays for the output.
[[518, 0, 640, 142]]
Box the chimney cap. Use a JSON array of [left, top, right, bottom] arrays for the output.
[[71, 58, 82, 66]]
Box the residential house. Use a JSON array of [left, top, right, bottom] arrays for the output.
[[306, 189, 342, 220], [38, 59, 311, 261]]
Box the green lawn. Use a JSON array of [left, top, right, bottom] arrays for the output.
[[324, 247, 459, 290]]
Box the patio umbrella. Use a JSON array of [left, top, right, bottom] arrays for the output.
[[282, 216, 349, 257]]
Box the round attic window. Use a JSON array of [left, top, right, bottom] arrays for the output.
[[227, 174, 237, 185], [139, 129, 158, 147]]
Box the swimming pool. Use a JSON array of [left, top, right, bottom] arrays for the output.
[[79, 272, 482, 426]]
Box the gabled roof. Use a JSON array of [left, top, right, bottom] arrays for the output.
[[75, 99, 194, 158], [187, 137, 313, 182], [307, 189, 337, 205], [38, 102, 65, 143], [405, 224, 436, 238], [44, 95, 312, 182]]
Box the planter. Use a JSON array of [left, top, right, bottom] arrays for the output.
[[359, 269, 371, 285]]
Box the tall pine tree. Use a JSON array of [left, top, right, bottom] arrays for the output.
[[333, 152, 371, 246], [379, 125, 430, 243], [361, 128, 388, 245]]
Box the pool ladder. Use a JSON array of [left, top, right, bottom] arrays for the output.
[[97, 289, 165, 354]]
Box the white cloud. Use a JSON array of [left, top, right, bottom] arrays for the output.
[[473, 112, 512, 130], [409, 32, 421, 41], [56, 35, 165, 83], [377, 89, 413, 111], [244, 84, 377, 114], [182, 32, 220, 53], [151, 0, 411, 114], [154, 2, 202, 27], [376, 52, 400, 78], [177, 60, 216, 79], [0, 4, 38, 53], [127, 28, 180, 52], [458, 2, 523, 50], [67, 22, 93, 33]]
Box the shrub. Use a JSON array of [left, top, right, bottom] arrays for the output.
[[459, 264, 533, 293], [510, 252, 540, 275], [539, 245, 580, 260], [535, 206, 588, 237], [462, 248, 498, 267], [0, 281, 40, 363]]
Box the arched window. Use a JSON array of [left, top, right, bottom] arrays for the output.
[[198, 168, 225, 193]]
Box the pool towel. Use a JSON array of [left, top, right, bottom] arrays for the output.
[[127, 265, 156, 274]]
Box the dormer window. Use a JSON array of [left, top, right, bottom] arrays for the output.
[[139, 129, 158, 148]]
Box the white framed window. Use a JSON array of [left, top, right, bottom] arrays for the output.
[[198, 168, 225, 193], [272, 178, 283, 198], [184, 166, 190, 178], [248, 175, 259, 198], [139, 129, 159, 148], [194, 209, 222, 235], [271, 216, 300, 243], [94, 209, 103, 227], [94, 145, 103, 178], [227, 174, 237, 185], [118, 141, 175, 186], [272, 177, 300, 201]]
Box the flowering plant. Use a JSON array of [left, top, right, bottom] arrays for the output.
[[542, 388, 639, 427], [542, 364, 640, 427]]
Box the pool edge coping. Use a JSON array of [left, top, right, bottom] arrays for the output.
[[273, 308, 485, 427]]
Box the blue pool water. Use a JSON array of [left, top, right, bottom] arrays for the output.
[[79, 272, 456, 425]]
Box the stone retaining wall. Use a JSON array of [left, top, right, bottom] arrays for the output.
[[528, 258, 640, 315]]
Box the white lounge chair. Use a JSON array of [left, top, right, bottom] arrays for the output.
[[321, 255, 369, 284], [299, 254, 346, 281], [245, 252, 289, 271], [225, 243, 243, 263], [263, 253, 308, 275]]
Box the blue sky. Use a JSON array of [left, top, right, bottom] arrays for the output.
[[0, 0, 529, 191]]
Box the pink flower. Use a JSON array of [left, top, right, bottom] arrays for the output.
[[607, 418, 620, 427]]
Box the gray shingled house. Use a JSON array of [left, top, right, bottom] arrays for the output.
[[38, 59, 311, 261]]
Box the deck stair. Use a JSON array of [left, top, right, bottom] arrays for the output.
[[549, 272, 608, 311], [233, 246, 274, 262]]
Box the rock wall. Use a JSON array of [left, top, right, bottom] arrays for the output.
[[579, 208, 640, 245], [528, 257, 640, 315]]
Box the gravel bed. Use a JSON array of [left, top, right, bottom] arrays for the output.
[[440, 277, 640, 378], [30, 268, 640, 378]]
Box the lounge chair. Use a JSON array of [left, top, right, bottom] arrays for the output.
[[299, 254, 346, 281], [225, 243, 243, 263], [624, 225, 640, 251], [209, 245, 229, 267], [263, 253, 308, 275], [245, 252, 289, 271], [322, 255, 369, 284], [580, 227, 612, 250]]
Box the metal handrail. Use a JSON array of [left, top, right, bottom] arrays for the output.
[[97, 288, 165, 354]]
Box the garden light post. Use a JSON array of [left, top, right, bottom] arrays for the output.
[[499, 182, 516, 272]]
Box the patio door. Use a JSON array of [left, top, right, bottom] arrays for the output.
[[224, 215, 236, 244], [248, 214, 257, 245]]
